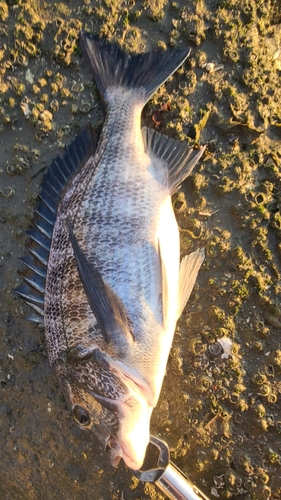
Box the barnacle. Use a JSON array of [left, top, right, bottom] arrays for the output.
[[0, 1, 8, 21]]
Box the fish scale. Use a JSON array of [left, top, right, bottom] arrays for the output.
[[77, 103, 167, 320], [16, 33, 206, 471]]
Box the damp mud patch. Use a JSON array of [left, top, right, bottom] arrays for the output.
[[1, 0, 281, 499]]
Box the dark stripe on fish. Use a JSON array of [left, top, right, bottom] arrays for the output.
[[67, 220, 134, 354]]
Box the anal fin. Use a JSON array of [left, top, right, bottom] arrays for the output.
[[177, 248, 205, 318], [143, 127, 205, 194]]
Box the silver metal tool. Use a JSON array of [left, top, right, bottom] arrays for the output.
[[132, 435, 211, 500]]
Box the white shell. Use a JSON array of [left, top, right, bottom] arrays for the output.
[[217, 336, 233, 359]]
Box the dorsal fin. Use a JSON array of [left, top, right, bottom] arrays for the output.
[[15, 126, 98, 325], [142, 127, 205, 194]]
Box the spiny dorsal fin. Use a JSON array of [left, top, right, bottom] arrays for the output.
[[15, 126, 98, 325], [80, 32, 191, 103], [142, 127, 205, 194], [177, 248, 205, 318]]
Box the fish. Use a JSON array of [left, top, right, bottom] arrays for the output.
[[16, 32, 205, 471]]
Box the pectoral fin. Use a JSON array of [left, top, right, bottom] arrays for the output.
[[177, 248, 205, 318], [67, 220, 134, 347]]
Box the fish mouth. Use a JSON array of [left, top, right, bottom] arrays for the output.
[[93, 392, 151, 469], [93, 378, 152, 470], [72, 355, 153, 469], [107, 437, 145, 470]]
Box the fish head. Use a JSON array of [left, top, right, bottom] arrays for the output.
[[62, 352, 152, 470]]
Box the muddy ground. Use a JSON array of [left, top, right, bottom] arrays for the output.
[[1, 0, 281, 499]]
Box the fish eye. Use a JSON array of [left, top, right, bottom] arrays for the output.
[[73, 405, 91, 426]]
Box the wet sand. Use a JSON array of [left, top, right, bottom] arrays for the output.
[[0, 0, 281, 498]]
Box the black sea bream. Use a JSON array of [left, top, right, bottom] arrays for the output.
[[16, 32, 205, 470]]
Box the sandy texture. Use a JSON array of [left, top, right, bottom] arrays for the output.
[[1, 0, 281, 499]]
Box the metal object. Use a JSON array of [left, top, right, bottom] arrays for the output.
[[132, 436, 210, 500]]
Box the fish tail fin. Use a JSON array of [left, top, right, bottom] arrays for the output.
[[79, 32, 191, 103]]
